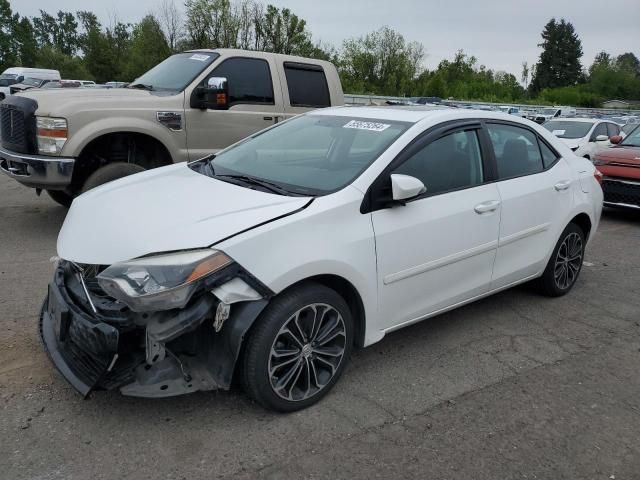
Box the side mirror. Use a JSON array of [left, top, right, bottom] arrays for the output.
[[595, 134, 609, 142], [390, 174, 426, 203], [609, 135, 622, 144], [191, 76, 229, 110]]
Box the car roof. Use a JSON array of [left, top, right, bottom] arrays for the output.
[[546, 118, 598, 123], [307, 105, 534, 125]]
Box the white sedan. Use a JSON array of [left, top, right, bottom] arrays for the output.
[[42, 107, 603, 411], [543, 118, 623, 159]]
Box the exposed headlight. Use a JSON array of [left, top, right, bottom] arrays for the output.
[[97, 249, 232, 312], [36, 117, 68, 155]]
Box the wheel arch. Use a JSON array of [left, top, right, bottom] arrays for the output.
[[570, 212, 592, 241], [276, 274, 367, 349], [70, 131, 174, 190]]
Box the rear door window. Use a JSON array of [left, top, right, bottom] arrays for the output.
[[487, 123, 544, 179], [284, 62, 330, 108]]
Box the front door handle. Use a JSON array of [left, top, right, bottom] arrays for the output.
[[474, 200, 501, 214], [554, 180, 571, 191]]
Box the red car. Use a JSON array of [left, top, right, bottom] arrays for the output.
[[593, 125, 640, 210]]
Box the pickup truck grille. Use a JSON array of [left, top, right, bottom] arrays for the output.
[[0, 97, 38, 154]]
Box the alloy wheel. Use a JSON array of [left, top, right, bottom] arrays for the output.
[[554, 232, 583, 290], [268, 303, 346, 402]]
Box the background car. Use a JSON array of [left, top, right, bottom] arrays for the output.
[[593, 127, 640, 210], [543, 118, 622, 159]]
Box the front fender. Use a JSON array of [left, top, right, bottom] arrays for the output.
[[62, 117, 187, 163]]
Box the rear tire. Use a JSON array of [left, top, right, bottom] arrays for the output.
[[46, 190, 73, 208], [242, 283, 353, 412], [537, 223, 585, 297], [81, 162, 145, 193]]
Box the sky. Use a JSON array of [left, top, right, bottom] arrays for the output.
[[16, 0, 640, 78]]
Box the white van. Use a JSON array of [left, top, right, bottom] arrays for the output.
[[0, 68, 61, 99], [534, 106, 576, 124]]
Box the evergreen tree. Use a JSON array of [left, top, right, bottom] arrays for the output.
[[530, 18, 583, 92]]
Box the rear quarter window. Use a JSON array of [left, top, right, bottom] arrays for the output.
[[284, 62, 330, 108]]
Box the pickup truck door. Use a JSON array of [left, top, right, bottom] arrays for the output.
[[184, 54, 285, 160]]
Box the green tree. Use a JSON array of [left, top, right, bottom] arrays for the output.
[[14, 17, 38, 66], [616, 52, 640, 76], [530, 18, 583, 92], [123, 15, 171, 81], [339, 26, 424, 95], [36, 45, 91, 79], [32, 10, 79, 56], [0, 0, 17, 71]]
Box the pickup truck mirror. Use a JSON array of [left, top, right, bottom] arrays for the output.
[[609, 135, 623, 144], [191, 76, 229, 110]]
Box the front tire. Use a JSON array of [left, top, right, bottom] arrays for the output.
[[242, 283, 353, 412], [46, 189, 73, 208], [538, 223, 585, 297], [81, 162, 146, 193]]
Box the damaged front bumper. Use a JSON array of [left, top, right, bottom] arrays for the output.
[[40, 260, 271, 398]]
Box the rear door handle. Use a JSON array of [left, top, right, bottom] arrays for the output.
[[554, 180, 571, 191], [474, 200, 501, 214]]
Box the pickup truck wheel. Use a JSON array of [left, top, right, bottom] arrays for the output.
[[46, 190, 73, 208], [242, 283, 353, 412], [81, 162, 146, 193]]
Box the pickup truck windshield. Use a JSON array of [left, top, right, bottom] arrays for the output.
[[543, 121, 594, 139], [207, 114, 411, 196], [129, 52, 219, 91]]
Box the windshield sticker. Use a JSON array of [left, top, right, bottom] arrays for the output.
[[552, 130, 566, 136], [343, 120, 391, 132], [189, 54, 210, 62]]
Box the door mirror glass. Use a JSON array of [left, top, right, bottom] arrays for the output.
[[609, 135, 623, 144], [390, 174, 426, 202], [595, 134, 609, 142]]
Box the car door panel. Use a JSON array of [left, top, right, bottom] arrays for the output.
[[184, 55, 285, 160], [370, 126, 501, 331], [487, 121, 574, 289], [372, 183, 501, 329]]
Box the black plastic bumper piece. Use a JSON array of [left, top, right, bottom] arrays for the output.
[[39, 282, 119, 397]]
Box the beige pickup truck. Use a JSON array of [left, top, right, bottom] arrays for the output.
[[0, 49, 344, 206]]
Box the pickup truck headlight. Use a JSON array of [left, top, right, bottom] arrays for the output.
[[36, 117, 68, 155], [97, 249, 233, 312]]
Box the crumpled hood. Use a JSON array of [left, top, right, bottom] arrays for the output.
[[57, 163, 311, 265]]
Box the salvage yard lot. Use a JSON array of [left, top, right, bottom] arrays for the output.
[[0, 173, 639, 480]]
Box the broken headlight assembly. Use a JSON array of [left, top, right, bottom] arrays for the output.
[[96, 249, 232, 312]]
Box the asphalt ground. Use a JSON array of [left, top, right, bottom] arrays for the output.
[[1, 174, 639, 480]]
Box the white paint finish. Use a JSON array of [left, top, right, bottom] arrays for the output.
[[371, 183, 501, 330], [57, 163, 309, 265], [57, 107, 603, 348], [491, 159, 574, 288]]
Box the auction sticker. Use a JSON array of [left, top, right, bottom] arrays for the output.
[[189, 54, 210, 62], [343, 120, 391, 132], [552, 129, 566, 136]]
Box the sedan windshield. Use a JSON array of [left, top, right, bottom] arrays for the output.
[[620, 127, 640, 146], [129, 52, 218, 91], [205, 115, 411, 195], [543, 121, 594, 139]]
